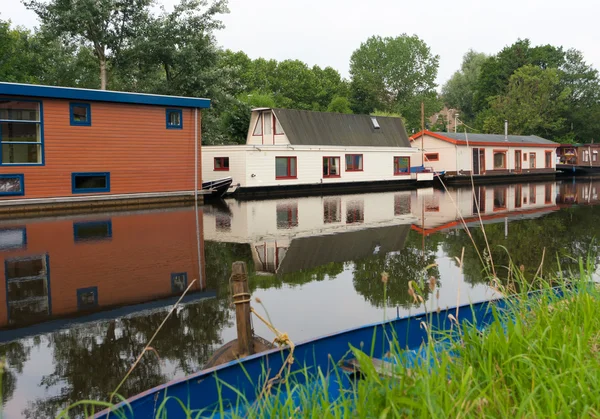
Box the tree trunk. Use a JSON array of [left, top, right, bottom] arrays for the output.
[[100, 57, 107, 90]]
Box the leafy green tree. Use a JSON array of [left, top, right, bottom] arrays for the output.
[[23, 0, 154, 90], [442, 50, 487, 122], [349, 34, 441, 130], [482, 65, 570, 137], [327, 96, 352, 114]]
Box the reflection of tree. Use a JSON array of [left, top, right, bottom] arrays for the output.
[[204, 241, 255, 294], [0, 340, 31, 405], [23, 298, 232, 419], [352, 232, 441, 308], [442, 206, 600, 285]]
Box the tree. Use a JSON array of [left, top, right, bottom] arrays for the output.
[[482, 65, 570, 138], [442, 50, 487, 121], [327, 96, 352, 114], [23, 0, 154, 89], [349, 35, 441, 130]]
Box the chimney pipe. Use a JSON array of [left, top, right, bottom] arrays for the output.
[[504, 119, 508, 141]]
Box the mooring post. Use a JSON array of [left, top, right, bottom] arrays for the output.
[[231, 261, 253, 357]]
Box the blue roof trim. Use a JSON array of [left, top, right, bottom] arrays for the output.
[[0, 82, 211, 109]]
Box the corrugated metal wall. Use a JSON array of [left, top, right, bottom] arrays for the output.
[[0, 97, 202, 199]]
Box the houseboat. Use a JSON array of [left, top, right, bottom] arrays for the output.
[[201, 108, 434, 198], [556, 143, 600, 175], [0, 82, 210, 213], [410, 131, 559, 185]]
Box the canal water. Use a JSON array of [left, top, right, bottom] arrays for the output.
[[1, 177, 599, 418]]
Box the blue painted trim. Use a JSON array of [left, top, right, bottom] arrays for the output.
[[70, 102, 92, 126], [73, 220, 113, 242], [0, 174, 25, 196], [76, 286, 99, 310], [170, 272, 188, 293], [0, 97, 44, 166], [0, 82, 211, 109], [166, 109, 183, 129], [71, 172, 110, 194], [0, 227, 27, 250]]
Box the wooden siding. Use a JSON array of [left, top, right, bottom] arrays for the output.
[[0, 208, 205, 328], [0, 97, 202, 200]]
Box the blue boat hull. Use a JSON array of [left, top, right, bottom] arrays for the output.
[[95, 293, 515, 418]]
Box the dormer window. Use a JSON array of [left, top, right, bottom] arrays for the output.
[[371, 116, 380, 129]]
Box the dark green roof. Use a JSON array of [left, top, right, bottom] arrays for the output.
[[435, 132, 557, 145], [272, 109, 411, 148]]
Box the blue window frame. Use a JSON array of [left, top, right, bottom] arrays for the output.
[[0, 98, 44, 166], [166, 109, 183, 129], [71, 172, 110, 194], [171, 272, 188, 293], [77, 286, 98, 310], [0, 227, 27, 251], [70, 102, 91, 126], [73, 220, 112, 242], [0, 174, 24, 196]]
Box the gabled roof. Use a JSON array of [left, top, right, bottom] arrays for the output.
[[410, 130, 559, 148], [271, 108, 411, 148], [0, 82, 211, 109]]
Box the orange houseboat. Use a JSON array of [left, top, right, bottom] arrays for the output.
[[0, 82, 210, 211], [0, 207, 209, 342]]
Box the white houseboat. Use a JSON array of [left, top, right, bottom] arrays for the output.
[[410, 131, 559, 184], [202, 108, 433, 198]]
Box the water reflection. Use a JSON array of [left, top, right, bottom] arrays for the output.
[[2, 178, 600, 418]]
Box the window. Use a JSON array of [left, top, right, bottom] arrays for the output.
[[530, 153, 537, 168], [253, 114, 263, 136], [214, 157, 229, 171], [171, 272, 188, 293], [264, 112, 272, 136], [72, 172, 110, 193], [166, 109, 183, 129], [371, 116, 380, 129], [524, 153, 528, 161], [515, 185, 522, 208], [276, 202, 298, 229], [345, 154, 363, 171], [530, 185, 537, 204], [324, 197, 341, 223], [394, 156, 410, 175], [0, 227, 27, 251], [594, 152, 598, 162], [394, 193, 411, 215], [275, 157, 297, 179], [545, 184, 552, 203], [6, 255, 50, 326], [77, 287, 98, 310], [0, 174, 24, 196], [216, 214, 231, 231], [70, 103, 91, 126], [583, 150, 590, 162], [275, 117, 284, 135], [493, 150, 507, 169], [493, 188, 507, 211], [0, 100, 43, 165], [323, 156, 340, 177], [424, 153, 439, 162], [346, 200, 364, 224], [425, 196, 440, 212], [545, 151, 552, 168], [73, 220, 112, 242]]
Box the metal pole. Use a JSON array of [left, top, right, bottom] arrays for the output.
[[194, 108, 198, 201], [421, 101, 425, 168]]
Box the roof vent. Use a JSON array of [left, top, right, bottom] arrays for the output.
[[370, 116, 380, 129]]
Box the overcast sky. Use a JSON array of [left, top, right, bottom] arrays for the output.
[[3, 0, 599, 88]]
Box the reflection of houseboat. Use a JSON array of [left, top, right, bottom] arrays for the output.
[[0, 208, 208, 337], [556, 178, 600, 206], [0, 82, 210, 213], [202, 109, 433, 199], [410, 131, 559, 184], [557, 144, 600, 175]]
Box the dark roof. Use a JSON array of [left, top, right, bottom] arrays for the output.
[[0, 82, 211, 109], [277, 224, 410, 275], [272, 109, 411, 147], [432, 132, 557, 145]]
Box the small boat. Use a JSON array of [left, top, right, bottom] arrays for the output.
[[202, 177, 233, 199], [94, 287, 564, 419]]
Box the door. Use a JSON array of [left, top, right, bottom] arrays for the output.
[[473, 148, 485, 175], [515, 150, 522, 172]]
